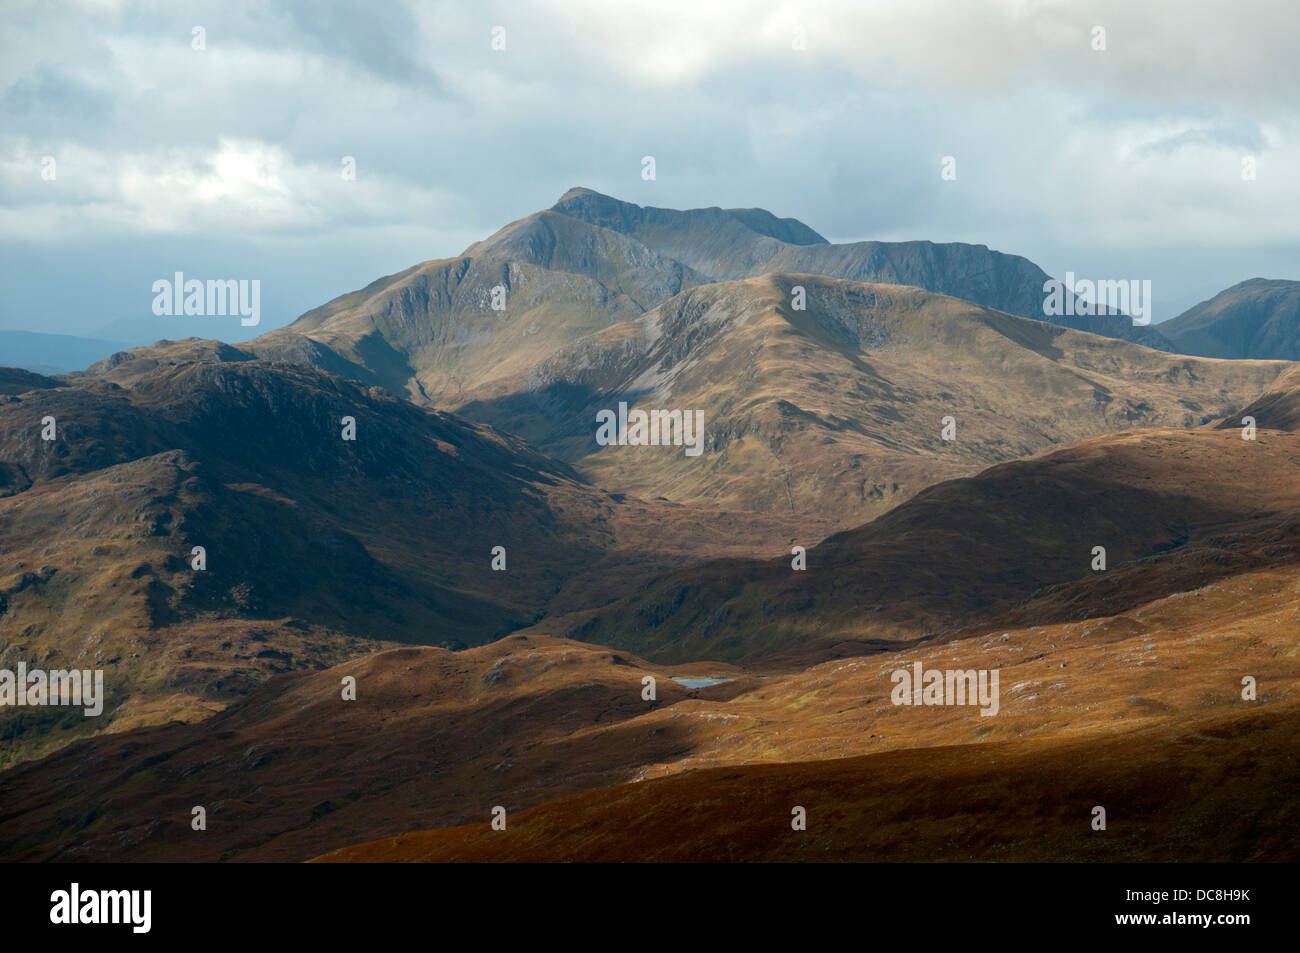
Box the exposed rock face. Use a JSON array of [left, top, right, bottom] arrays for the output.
[[550, 187, 1166, 347]]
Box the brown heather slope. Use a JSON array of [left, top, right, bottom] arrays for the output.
[[4, 419, 1300, 861], [313, 507, 1300, 862], [0, 447, 401, 766], [317, 702, 1300, 863], [1219, 363, 1300, 431], [318, 496, 1300, 863], [0, 360, 829, 764], [0, 637, 751, 861], [6, 522, 1299, 862], [546, 426, 1300, 665], [453, 274, 1284, 523]]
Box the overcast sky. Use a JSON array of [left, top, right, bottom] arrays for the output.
[[2, 0, 1297, 346]]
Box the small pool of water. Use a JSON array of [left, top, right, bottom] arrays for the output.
[[671, 676, 734, 689]]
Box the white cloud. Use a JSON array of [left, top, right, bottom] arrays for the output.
[[1, 138, 459, 240]]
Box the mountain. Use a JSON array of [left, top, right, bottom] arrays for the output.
[[550, 188, 1167, 347], [0, 359, 822, 765], [450, 274, 1282, 523], [69, 194, 1244, 527], [244, 200, 709, 401], [88, 188, 1172, 400], [94, 289, 1277, 531], [251, 188, 1167, 405], [5, 190, 1296, 864], [1161, 278, 1300, 359]]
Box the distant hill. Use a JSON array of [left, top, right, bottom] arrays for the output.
[[1161, 278, 1300, 359], [0, 330, 131, 374]]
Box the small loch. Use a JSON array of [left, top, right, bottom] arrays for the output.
[[671, 676, 735, 689]]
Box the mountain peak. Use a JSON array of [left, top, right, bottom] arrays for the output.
[[549, 187, 828, 247], [555, 186, 599, 202]]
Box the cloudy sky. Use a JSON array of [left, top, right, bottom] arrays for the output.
[[2, 0, 1297, 348]]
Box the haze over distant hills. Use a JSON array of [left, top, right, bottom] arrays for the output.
[[0, 330, 131, 375]]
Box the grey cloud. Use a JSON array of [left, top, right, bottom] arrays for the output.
[[0, 0, 1296, 339], [1, 63, 113, 121]]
